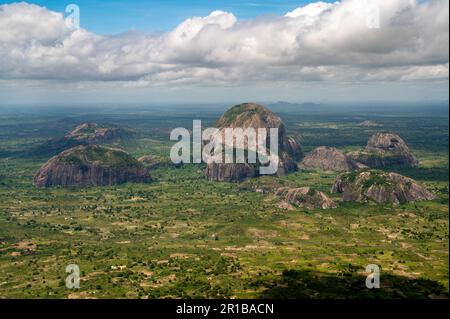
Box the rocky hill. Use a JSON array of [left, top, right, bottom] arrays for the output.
[[30, 123, 135, 157], [205, 103, 303, 182], [65, 123, 134, 143], [301, 146, 360, 171], [331, 170, 436, 204], [275, 187, 336, 209], [33, 145, 149, 187], [347, 133, 419, 168]]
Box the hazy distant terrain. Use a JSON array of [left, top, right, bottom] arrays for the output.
[[0, 102, 448, 298]]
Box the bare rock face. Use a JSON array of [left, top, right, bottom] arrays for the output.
[[205, 103, 303, 182], [205, 163, 257, 182], [331, 170, 436, 204], [65, 123, 134, 144], [284, 136, 304, 161], [34, 145, 150, 187], [347, 133, 418, 168], [301, 146, 359, 171], [275, 187, 337, 209], [30, 123, 135, 157]]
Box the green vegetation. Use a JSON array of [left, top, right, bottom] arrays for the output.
[[0, 104, 447, 299], [61, 145, 139, 168], [361, 171, 391, 189], [220, 104, 252, 124], [340, 169, 392, 189], [218, 103, 262, 126]]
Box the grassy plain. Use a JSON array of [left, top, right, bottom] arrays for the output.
[[0, 103, 448, 298]]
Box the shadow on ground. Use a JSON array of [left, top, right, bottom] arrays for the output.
[[251, 269, 448, 299]]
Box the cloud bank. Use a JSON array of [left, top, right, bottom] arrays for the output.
[[0, 0, 448, 88]]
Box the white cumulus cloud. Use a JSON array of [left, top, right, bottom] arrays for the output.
[[0, 0, 448, 88]]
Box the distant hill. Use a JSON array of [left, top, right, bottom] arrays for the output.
[[28, 122, 135, 158], [357, 120, 382, 127]]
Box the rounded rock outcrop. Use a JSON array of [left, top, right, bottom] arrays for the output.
[[29, 123, 135, 158], [347, 133, 419, 168], [301, 146, 359, 171], [33, 145, 150, 187], [65, 123, 134, 144], [331, 170, 436, 204], [205, 103, 303, 182]]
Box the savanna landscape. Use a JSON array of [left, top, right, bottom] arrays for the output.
[[0, 102, 448, 299], [1, 0, 449, 304]]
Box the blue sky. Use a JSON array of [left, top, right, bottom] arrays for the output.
[[1, 0, 332, 34]]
